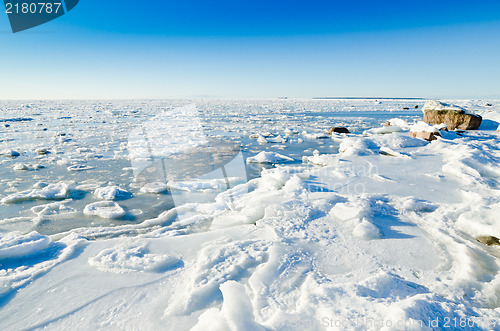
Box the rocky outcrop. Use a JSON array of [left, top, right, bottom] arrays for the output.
[[327, 127, 350, 134], [476, 235, 500, 246], [422, 100, 482, 130]]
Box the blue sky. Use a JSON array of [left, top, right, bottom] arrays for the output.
[[1, 0, 500, 99]]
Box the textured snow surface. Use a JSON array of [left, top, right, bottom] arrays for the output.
[[1, 99, 500, 330]]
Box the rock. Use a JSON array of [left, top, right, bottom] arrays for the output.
[[1, 150, 20, 157], [327, 127, 350, 134], [434, 123, 448, 132], [422, 100, 482, 130], [408, 131, 441, 141], [476, 235, 500, 246], [36, 148, 49, 155], [382, 121, 392, 126]]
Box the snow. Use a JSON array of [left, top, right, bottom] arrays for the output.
[[1, 99, 500, 330], [422, 100, 466, 112], [410, 121, 440, 133]]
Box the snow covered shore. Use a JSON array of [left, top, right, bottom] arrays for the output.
[[1, 99, 500, 330]]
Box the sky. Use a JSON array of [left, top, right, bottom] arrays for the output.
[[1, 0, 500, 99]]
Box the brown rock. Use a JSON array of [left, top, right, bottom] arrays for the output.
[[476, 235, 500, 246], [37, 148, 49, 155], [327, 127, 350, 134], [422, 100, 482, 130], [408, 131, 441, 141]]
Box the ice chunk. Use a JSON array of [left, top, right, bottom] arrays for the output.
[[339, 138, 376, 156], [94, 186, 132, 200], [83, 201, 126, 219], [0, 231, 51, 260], [67, 164, 95, 171], [139, 182, 168, 194], [246, 151, 294, 164]]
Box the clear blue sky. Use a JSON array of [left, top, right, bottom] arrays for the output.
[[1, 0, 500, 99]]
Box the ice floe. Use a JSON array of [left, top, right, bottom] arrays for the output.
[[83, 201, 126, 219], [1, 183, 70, 204]]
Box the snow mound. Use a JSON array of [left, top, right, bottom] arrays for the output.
[[339, 138, 376, 156], [192, 281, 264, 331], [83, 201, 126, 219], [88, 244, 179, 273], [0, 231, 51, 260], [246, 151, 294, 164], [374, 133, 428, 149], [1, 183, 70, 204], [357, 272, 428, 299], [410, 121, 439, 133], [388, 118, 411, 129], [353, 220, 381, 240], [94, 186, 132, 200], [167, 239, 270, 315]]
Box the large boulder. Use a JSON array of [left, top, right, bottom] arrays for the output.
[[422, 100, 482, 130]]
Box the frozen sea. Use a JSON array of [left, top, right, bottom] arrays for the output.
[[1, 99, 500, 330]]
